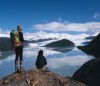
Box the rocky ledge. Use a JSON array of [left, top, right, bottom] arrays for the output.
[[0, 69, 86, 86]]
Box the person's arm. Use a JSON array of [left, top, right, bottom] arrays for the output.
[[19, 32, 24, 46], [44, 57, 47, 65], [21, 32, 24, 43], [44, 57, 48, 69]]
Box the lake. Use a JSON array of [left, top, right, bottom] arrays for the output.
[[0, 46, 94, 78]]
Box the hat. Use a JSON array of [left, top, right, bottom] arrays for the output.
[[17, 25, 22, 30]]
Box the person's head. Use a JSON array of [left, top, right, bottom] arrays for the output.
[[17, 25, 22, 32], [38, 50, 43, 56]]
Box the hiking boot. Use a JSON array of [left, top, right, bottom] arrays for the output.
[[15, 68, 20, 73], [15, 65, 20, 73], [19, 65, 24, 73]]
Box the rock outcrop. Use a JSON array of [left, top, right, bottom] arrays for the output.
[[78, 33, 100, 59], [72, 59, 100, 86], [0, 69, 86, 86]]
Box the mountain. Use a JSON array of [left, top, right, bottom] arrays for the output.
[[25, 38, 56, 43], [0, 37, 57, 52], [0, 37, 29, 52], [72, 59, 100, 86], [85, 36, 96, 40], [81, 41, 90, 46], [0, 51, 14, 60], [0, 37, 13, 52], [77, 33, 100, 59], [0, 69, 86, 86], [74, 33, 100, 86], [81, 36, 96, 46], [44, 39, 75, 47], [44, 39, 75, 53]]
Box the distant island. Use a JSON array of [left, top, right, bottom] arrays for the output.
[[44, 39, 75, 47], [44, 39, 75, 53]]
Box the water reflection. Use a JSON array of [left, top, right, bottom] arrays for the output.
[[0, 47, 93, 78]]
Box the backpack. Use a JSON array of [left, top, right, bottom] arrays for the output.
[[10, 30, 15, 48], [10, 30, 21, 48]]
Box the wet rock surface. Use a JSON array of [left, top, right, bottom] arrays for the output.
[[0, 69, 86, 86]]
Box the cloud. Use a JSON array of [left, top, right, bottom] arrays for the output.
[[0, 28, 10, 37], [93, 12, 100, 19], [0, 27, 89, 46], [34, 21, 100, 32], [92, 31, 100, 36], [24, 31, 89, 45], [47, 54, 93, 69]]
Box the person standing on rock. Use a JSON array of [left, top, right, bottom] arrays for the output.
[[35, 50, 47, 70], [15, 25, 24, 72]]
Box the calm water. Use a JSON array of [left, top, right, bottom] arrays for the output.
[[0, 46, 93, 78]]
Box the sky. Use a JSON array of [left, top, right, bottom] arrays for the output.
[[0, 0, 100, 40]]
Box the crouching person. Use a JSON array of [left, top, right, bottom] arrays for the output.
[[35, 50, 48, 70]]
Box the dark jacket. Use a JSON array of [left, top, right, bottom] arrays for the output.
[[35, 55, 47, 69], [19, 32, 24, 43]]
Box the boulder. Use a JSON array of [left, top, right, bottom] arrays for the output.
[[72, 59, 100, 86]]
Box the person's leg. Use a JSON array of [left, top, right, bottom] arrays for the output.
[[15, 47, 19, 72], [19, 46, 23, 72], [19, 46, 23, 65]]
